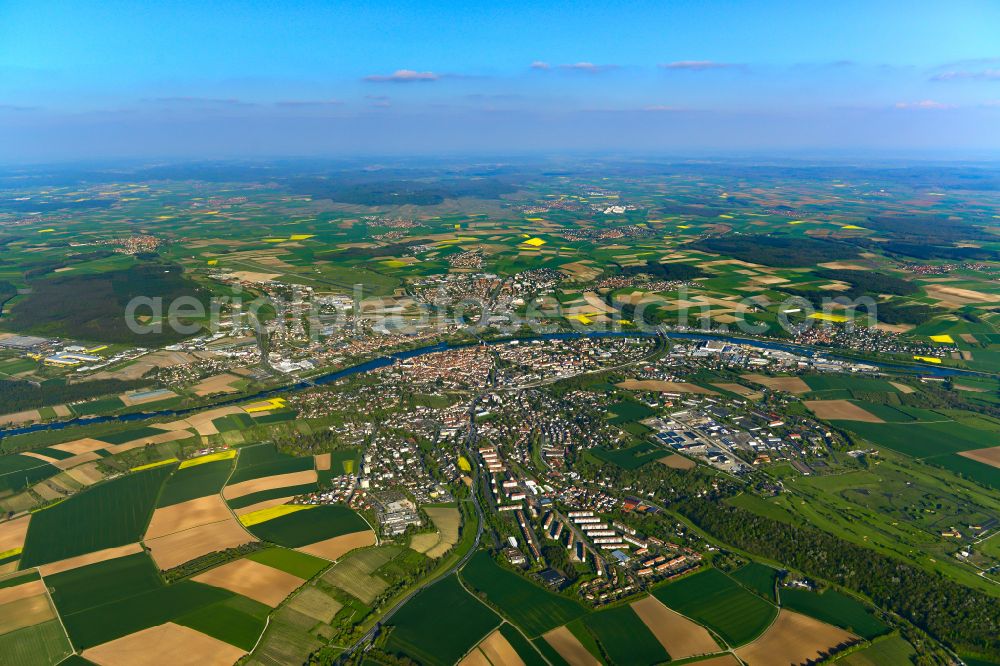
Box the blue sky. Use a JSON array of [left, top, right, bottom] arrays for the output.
[[1, 0, 999, 160]]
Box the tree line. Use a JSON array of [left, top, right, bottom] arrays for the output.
[[678, 499, 1000, 660]]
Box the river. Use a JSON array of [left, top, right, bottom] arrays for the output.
[[1, 330, 989, 439]]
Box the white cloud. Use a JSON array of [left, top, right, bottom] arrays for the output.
[[660, 60, 741, 71], [364, 69, 439, 83], [894, 100, 955, 110]]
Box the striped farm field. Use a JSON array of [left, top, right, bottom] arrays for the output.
[[780, 588, 887, 640], [46, 551, 264, 651], [246, 547, 330, 580], [246, 504, 369, 548], [20, 465, 173, 568], [156, 458, 235, 508], [582, 604, 670, 665], [731, 562, 778, 601], [385, 574, 500, 666], [653, 568, 777, 647], [226, 483, 318, 510], [239, 503, 315, 527], [460, 551, 587, 637], [0, 619, 73, 666], [228, 443, 313, 484], [321, 545, 401, 604]]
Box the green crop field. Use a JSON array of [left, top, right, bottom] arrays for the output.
[[228, 444, 314, 484], [174, 594, 270, 651], [247, 505, 370, 547], [838, 634, 916, 666], [99, 426, 170, 445], [582, 604, 670, 665], [0, 454, 58, 493], [47, 552, 248, 649], [460, 551, 587, 637], [0, 620, 73, 666], [46, 552, 163, 615], [247, 546, 330, 579], [925, 453, 1000, 491], [20, 465, 173, 567], [834, 420, 987, 459], [226, 483, 319, 510], [803, 375, 899, 393], [780, 588, 888, 640], [227, 454, 314, 484], [731, 562, 779, 601], [31, 446, 76, 460], [329, 448, 361, 474], [606, 398, 657, 424], [653, 568, 777, 647], [212, 413, 254, 433], [591, 441, 664, 469], [384, 574, 500, 666], [156, 458, 234, 507], [71, 396, 126, 416], [233, 442, 290, 470], [61, 578, 235, 649]]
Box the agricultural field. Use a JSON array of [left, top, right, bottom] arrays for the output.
[[580, 604, 670, 665], [156, 456, 235, 507], [46, 551, 266, 652], [246, 546, 330, 580], [652, 568, 778, 648], [780, 588, 889, 640], [730, 562, 779, 601], [383, 575, 501, 666], [629, 594, 722, 660], [244, 504, 375, 561], [460, 551, 587, 638], [734, 609, 859, 666], [20, 465, 173, 568], [408, 506, 461, 559], [590, 441, 664, 469], [837, 634, 917, 666], [0, 569, 73, 666]]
